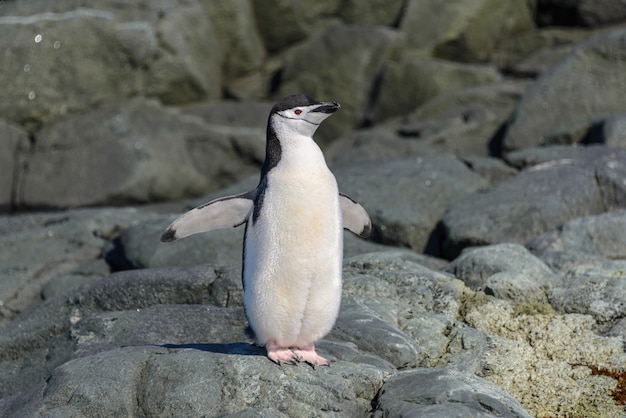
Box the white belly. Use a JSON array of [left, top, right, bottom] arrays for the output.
[[243, 169, 343, 347]]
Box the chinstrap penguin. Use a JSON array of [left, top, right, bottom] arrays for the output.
[[161, 94, 371, 367]]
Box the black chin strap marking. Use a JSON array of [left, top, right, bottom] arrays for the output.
[[279, 114, 320, 126]]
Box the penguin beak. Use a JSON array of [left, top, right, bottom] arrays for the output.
[[311, 101, 341, 114]]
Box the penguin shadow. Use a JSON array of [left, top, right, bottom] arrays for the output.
[[161, 342, 266, 358]]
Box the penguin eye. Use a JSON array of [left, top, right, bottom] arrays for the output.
[[294, 109, 302, 115]]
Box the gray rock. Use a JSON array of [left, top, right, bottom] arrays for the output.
[[375, 55, 502, 122], [444, 243, 557, 292], [503, 28, 626, 151], [441, 147, 626, 258], [0, 263, 243, 398], [372, 368, 532, 418], [334, 156, 488, 253], [0, 120, 28, 211], [492, 27, 600, 76], [528, 209, 626, 270], [598, 113, 626, 148], [252, 0, 340, 52], [277, 24, 402, 144], [0, 3, 222, 128], [201, 0, 265, 82], [400, 0, 535, 62], [549, 262, 626, 323], [18, 98, 262, 208], [1, 345, 385, 418], [331, 297, 422, 369], [327, 80, 528, 162], [579, 0, 626, 26], [458, 156, 518, 184], [337, 0, 404, 25], [0, 208, 156, 323]]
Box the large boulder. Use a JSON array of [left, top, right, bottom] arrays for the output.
[[0, 2, 222, 129], [399, 0, 535, 62], [374, 54, 502, 121], [502, 28, 626, 151], [334, 155, 489, 253], [276, 24, 402, 144], [441, 146, 626, 258], [17, 98, 263, 208]]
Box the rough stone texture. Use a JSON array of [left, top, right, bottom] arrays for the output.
[[549, 262, 626, 323], [276, 24, 402, 143], [334, 156, 489, 253], [528, 209, 626, 270], [503, 28, 626, 151], [337, 0, 404, 26], [462, 298, 626, 418], [444, 244, 557, 291], [400, 0, 535, 62], [372, 368, 532, 418], [441, 147, 626, 259]]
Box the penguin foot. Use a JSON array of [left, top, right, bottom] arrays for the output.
[[292, 344, 330, 369], [266, 341, 300, 366]]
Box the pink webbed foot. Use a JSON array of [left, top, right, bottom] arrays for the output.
[[292, 343, 330, 369], [266, 341, 300, 366]]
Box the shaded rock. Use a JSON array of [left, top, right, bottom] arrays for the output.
[[527, 209, 626, 270], [0, 208, 155, 323], [538, 0, 626, 27], [252, 0, 340, 52], [327, 80, 527, 162], [503, 28, 626, 151], [596, 113, 626, 147], [276, 24, 402, 143], [458, 156, 518, 184], [549, 262, 626, 323], [400, 0, 535, 62], [0, 3, 222, 129], [0, 120, 28, 211], [372, 368, 532, 418], [441, 147, 626, 258], [335, 156, 488, 253], [464, 298, 626, 418], [492, 27, 600, 76], [18, 98, 261, 208], [375, 55, 502, 122], [444, 243, 557, 292], [337, 0, 404, 26], [201, 0, 265, 81], [72, 304, 249, 352]]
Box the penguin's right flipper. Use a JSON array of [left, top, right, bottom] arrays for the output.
[[339, 193, 372, 238], [161, 190, 256, 242]]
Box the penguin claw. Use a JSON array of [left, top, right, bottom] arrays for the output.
[[266, 343, 299, 366], [292, 344, 330, 369]]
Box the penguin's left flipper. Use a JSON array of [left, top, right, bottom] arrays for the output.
[[161, 190, 256, 242], [339, 193, 372, 238]]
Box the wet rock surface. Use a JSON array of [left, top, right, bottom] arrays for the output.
[[1, 2, 626, 417]]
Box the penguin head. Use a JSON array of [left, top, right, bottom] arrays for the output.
[[269, 94, 340, 137]]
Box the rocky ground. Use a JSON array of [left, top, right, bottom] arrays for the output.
[[1, 1, 626, 417]]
